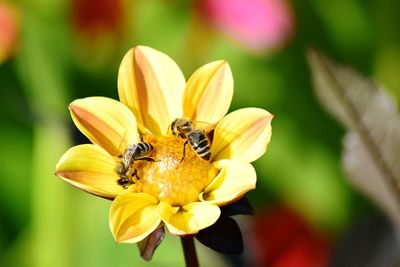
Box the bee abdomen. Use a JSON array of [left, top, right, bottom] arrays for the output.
[[189, 138, 211, 160], [136, 142, 153, 157], [187, 131, 211, 160], [196, 145, 211, 160], [194, 138, 209, 148]]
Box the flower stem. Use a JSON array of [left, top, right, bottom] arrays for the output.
[[181, 236, 200, 267]]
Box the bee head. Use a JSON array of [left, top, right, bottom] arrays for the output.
[[172, 118, 192, 136], [171, 119, 177, 131], [117, 164, 128, 175], [179, 119, 192, 131]]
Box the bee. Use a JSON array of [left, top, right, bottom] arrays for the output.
[[116, 142, 154, 188], [122, 142, 154, 167], [171, 118, 213, 162]]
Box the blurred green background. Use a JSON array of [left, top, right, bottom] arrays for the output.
[[1, 0, 400, 266]]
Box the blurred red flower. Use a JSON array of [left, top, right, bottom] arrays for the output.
[[250, 205, 331, 267], [0, 1, 19, 63], [70, 0, 133, 70], [71, 0, 124, 38], [196, 0, 295, 53]]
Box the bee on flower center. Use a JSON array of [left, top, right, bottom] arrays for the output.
[[116, 142, 154, 188], [171, 118, 212, 162]]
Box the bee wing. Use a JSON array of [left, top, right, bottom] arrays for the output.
[[118, 130, 136, 157], [192, 121, 216, 134], [187, 120, 214, 144]]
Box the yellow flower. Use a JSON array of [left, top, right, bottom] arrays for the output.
[[55, 46, 273, 243]]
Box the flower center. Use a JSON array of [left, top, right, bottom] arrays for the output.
[[130, 134, 218, 206]]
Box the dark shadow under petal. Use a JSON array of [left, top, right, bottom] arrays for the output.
[[196, 216, 243, 255]]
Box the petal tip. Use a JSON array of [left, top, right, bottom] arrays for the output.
[[68, 102, 76, 111], [126, 47, 135, 53], [263, 112, 274, 123], [215, 60, 231, 73], [215, 59, 228, 65], [68, 98, 86, 114], [114, 235, 128, 244], [135, 45, 156, 57], [135, 45, 147, 51], [221, 60, 229, 66]]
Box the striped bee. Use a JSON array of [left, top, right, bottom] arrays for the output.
[[122, 142, 154, 167], [116, 142, 154, 188], [171, 118, 213, 162]]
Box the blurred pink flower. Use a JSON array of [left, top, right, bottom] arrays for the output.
[[197, 0, 295, 53], [0, 1, 19, 63]]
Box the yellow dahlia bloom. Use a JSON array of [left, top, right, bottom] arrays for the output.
[[55, 46, 273, 244]]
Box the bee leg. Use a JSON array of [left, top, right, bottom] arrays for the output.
[[132, 168, 140, 181], [180, 140, 189, 163], [136, 157, 156, 162], [123, 182, 129, 189], [125, 168, 133, 177]]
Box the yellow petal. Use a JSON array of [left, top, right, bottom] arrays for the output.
[[159, 202, 220, 235], [200, 160, 256, 205], [55, 144, 126, 199], [183, 61, 233, 124], [69, 97, 139, 156], [211, 108, 273, 162], [109, 193, 161, 243], [118, 46, 186, 135]]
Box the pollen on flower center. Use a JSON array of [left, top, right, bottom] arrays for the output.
[[132, 134, 218, 206]]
